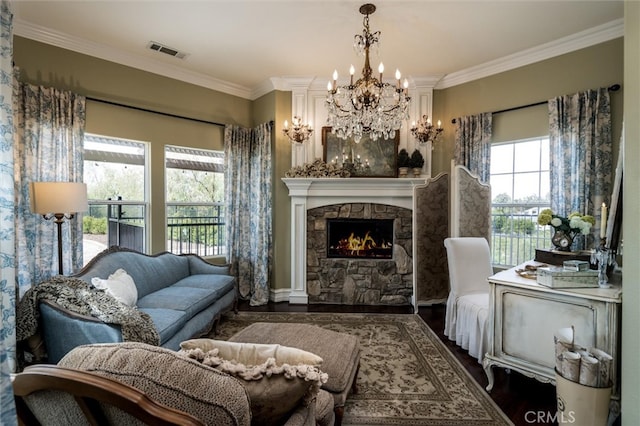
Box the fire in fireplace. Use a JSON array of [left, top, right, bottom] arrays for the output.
[[327, 218, 394, 259]]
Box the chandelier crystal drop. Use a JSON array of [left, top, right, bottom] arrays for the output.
[[326, 3, 411, 143], [410, 115, 443, 147], [283, 116, 313, 144]]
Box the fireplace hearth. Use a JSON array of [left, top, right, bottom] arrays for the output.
[[327, 218, 393, 259]]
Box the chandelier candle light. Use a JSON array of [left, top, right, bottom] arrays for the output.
[[411, 115, 444, 147], [326, 3, 411, 143], [283, 116, 313, 144]]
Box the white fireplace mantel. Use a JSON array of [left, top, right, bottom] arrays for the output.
[[281, 177, 425, 210], [282, 177, 425, 304]]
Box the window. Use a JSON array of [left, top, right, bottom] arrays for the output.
[[83, 134, 149, 262], [490, 137, 550, 266], [164, 146, 225, 256]]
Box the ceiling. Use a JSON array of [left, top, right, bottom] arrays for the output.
[[12, 1, 624, 100]]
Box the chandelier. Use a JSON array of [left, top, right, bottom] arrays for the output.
[[410, 115, 443, 147], [283, 116, 313, 144], [326, 3, 410, 143]]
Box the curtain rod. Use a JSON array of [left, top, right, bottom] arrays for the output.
[[450, 84, 621, 124], [86, 96, 227, 127]]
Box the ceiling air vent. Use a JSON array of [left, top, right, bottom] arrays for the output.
[[147, 41, 187, 59]]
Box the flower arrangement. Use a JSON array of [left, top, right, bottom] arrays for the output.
[[537, 208, 595, 238]]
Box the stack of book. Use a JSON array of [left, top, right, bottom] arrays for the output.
[[536, 260, 598, 288]]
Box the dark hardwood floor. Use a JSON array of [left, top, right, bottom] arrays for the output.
[[237, 300, 559, 426]]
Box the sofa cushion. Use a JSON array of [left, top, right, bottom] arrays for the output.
[[171, 274, 235, 295], [91, 268, 138, 307], [180, 339, 327, 426], [137, 308, 187, 344], [136, 285, 221, 321], [58, 342, 252, 426]]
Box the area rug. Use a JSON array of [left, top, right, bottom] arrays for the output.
[[211, 312, 513, 426]]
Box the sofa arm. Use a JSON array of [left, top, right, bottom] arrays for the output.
[[187, 255, 231, 275], [39, 301, 123, 364]]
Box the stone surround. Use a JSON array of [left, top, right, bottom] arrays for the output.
[[282, 177, 425, 307], [307, 203, 413, 305]]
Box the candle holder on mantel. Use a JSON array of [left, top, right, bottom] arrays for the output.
[[591, 238, 615, 288]]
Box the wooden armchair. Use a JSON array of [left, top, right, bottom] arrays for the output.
[[12, 364, 203, 426]]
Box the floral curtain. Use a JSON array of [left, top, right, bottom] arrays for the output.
[[0, 1, 16, 424], [549, 88, 612, 248], [453, 113, 493, 183], [224, 122, 272, 306], [13, 79, 86, 295]]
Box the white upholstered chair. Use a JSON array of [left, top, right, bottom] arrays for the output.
[[443, 237, 493, 363]]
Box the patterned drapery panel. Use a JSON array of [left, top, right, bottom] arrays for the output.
[[224, 122, 273, 306], [454, 113, 492, 183], [0, 1, 17, 424], [13, 79, 86, 294], [549, 88, 612, 249]]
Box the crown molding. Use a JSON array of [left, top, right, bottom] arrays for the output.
[[13, 19, 253, 100], [437, 18, 624, 90], [14, 17, 624, 99]]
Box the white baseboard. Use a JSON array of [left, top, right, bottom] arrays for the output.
[[269, 288, 291, 303]]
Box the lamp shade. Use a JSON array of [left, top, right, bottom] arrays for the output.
[[30, 182, 88, 214]]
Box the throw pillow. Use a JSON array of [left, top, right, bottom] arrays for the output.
[[91, 269, 137, 307], [180, 339, 328, 426], [180, 338, 323, 367]]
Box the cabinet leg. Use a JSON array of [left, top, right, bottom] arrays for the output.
[[483, 363, 495, 392]]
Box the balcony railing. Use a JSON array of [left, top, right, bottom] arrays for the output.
[[490, 203, 552, 267], [166, 202, 225, 257], [84, 201, 225, 260]]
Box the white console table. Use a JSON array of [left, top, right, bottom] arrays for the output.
[[483, 264, 622, 403]]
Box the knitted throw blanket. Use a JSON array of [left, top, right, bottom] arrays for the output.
[[17, 276, 160, 349]]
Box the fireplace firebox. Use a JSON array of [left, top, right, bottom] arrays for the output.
[[327, 218, 394, 259]]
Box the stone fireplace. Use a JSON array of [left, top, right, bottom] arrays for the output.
[[282, 177, 424, 307], [308, 203, 412, 305]]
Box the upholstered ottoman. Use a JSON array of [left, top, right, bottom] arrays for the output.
[[228, 322, 360, 426]]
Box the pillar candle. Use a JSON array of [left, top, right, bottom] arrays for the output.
[[600, 203, 607, 239]]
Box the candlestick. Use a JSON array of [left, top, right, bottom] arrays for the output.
[[591, 247, 613, 288]]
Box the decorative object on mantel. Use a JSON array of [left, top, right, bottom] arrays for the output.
[[397, 149, 410, 177], [410, 115, 443, 147], [326, 3, 410, 143], [284, 158, 350, 178], [537, 209, 595, 251], [409, 149, 424, 177], [282, 116, 313, 144]]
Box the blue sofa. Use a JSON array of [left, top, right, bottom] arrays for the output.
[[38, 246, 237, 363]]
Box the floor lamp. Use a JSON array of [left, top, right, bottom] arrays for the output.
[[30, 182, 88, 275]]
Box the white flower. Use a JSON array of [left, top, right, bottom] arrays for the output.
[[569, 216, 583, 229], [580, 222, 592, 235], [550, 218, 563, 227]]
